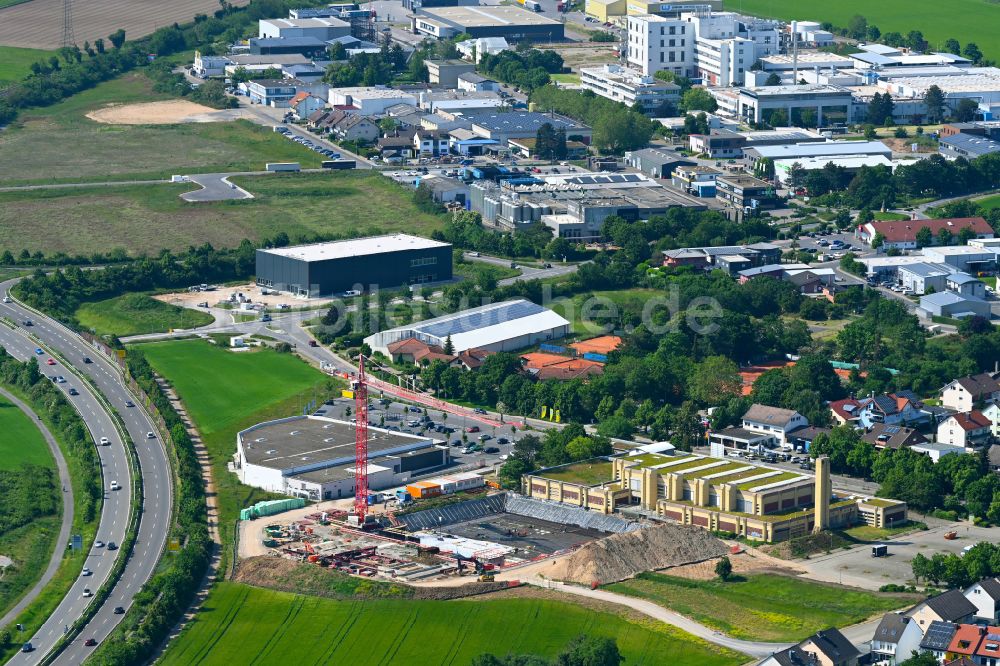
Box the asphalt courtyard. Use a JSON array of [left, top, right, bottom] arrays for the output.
[[802, 521, 998, 590]]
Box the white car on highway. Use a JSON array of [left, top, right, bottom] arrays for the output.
[[109, 481, 119, 491], [99, 437, 110, 446]]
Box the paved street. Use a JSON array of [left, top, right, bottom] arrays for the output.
[[180, 173, 254, 202]]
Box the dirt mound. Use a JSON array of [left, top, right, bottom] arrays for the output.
[[546, 523, 728, 585], [86, 100, 220, 124]]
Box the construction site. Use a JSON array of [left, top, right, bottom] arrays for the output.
[[236, 357, 732, 588], [241, 492, 647, 584]]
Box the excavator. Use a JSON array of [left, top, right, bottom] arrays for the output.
[[455, 554, 495, 582]]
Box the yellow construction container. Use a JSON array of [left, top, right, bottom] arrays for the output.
[[587, 0, 626, 21]]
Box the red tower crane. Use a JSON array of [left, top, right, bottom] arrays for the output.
[[353, 355, 369, 523]]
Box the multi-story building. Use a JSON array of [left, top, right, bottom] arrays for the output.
[[522, 451, 907, 542], [626, 9, 780, 85], [716, 173, 779, 211], [579, 64, 681, 114]]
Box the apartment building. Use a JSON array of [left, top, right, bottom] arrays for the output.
[[626, 10, 779, 85], [579, 64, 681, 113]]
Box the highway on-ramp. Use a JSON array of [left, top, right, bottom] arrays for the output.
[[0, 280, 173, 663]]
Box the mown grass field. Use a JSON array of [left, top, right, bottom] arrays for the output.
[[161, 583, 748, 666], [76, 293, 213, 337], [551, 288, 662, 336], [607, 573, 916, 642], [0, 171, 448, 256], [0, 45, 51, 84], [725, 0, 1000, 61], [0, 396, 53, 469], [977, 194, 1000, 211], [137, 339, 341, 571], [0, 73, 321, 187]]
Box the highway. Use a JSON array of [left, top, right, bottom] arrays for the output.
[[0, 280, 173, 663]]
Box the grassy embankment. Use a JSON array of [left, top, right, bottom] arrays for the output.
[[76, 293, 214, 337]]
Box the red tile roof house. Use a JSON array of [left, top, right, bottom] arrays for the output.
[[858, 217, 994, 250], [386, 338, 460, 367], [937, 410, 993, 450]]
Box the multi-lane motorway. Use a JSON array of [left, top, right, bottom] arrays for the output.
[[0, 280, 172, 663]]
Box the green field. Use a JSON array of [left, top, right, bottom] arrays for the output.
[[607, 573, 915, 642], [0, 45, 51, 84], [137, 339, 340, 570], [0, 396, 54, 470], [76, 293, 214, 337], [0, 73, 322, 187], [161, 582, 747, 666], [725, 0, 1000, 61], [552, 288, 662, 335], [976, 194, 1000, 211], [0, 171, 448, 256]]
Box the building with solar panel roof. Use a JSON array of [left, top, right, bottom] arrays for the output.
[[365, 299, 570, 355]]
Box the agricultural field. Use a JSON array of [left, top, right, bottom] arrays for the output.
[[0, 172, 449, 256], [76, 293, 214, 337], [607, 573, 916, 642], [0, 396, 54, 470], [0, 45, 51, 84], [160, 583, 747, 666], [0, 74, 321, 187], [0, 0, 247, 50], [725, 0, 1000, 61], [137, 339, 341, 569]]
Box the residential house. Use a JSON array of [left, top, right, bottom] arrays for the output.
[[830, 397, 865, 426], [862, 424, 928, 451], [288, 91, 326, 120], [975, 633, 1000, 666], [757, 628, 860, 666], [965, 578, 1000, 623], [857, 393, 928, 429], [983, 404, 1000, 437], [937, 410, 992, 450], [413, 129, 450, 156], [947, 624, 991, 663], [911, 590, 978, 630], [870, 613, 923, 666], [377, 129, 418, 160], [741, 404, 808, 446], [332, 115, 380, 143], [920, 621, 959, 663], [940, 374, 1000, 412], [457, 72, 500, 93], [910, 441, 968, 463]]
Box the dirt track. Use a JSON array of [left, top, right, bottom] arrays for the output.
[[86, 101, 229, 125]]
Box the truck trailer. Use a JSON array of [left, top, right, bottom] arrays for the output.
[[266, 162, 301, 172]]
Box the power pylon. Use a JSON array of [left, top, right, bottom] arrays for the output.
[[61, 0, 76, 47]]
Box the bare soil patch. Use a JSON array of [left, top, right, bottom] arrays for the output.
[[86, 100, 221, 125], [663, 548, 807, 581]]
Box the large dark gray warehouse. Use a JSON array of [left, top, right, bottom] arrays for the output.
[[255, 234, 453, 297]]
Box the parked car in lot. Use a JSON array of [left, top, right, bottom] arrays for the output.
[[466, 426, 480, 433], [484, 446, 500, 454]]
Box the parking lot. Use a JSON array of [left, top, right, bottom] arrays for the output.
[[802, 522, 995, 591], [315, 398, 523, 471], [793, 229, 870, 257]]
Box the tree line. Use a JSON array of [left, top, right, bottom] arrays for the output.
[[911, 542, 1000, 589], [473, 635, 622, 666], [477, 49, 564, 94]]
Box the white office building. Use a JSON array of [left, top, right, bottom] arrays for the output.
[[579, 64, 681, 113], [626, 10, 780, 85]]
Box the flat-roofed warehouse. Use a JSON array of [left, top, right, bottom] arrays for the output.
[[411, 6, 564, 42], [365, 298, 570, 355], [236, 416, 450, 501], [256, 233, 453, 297]]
